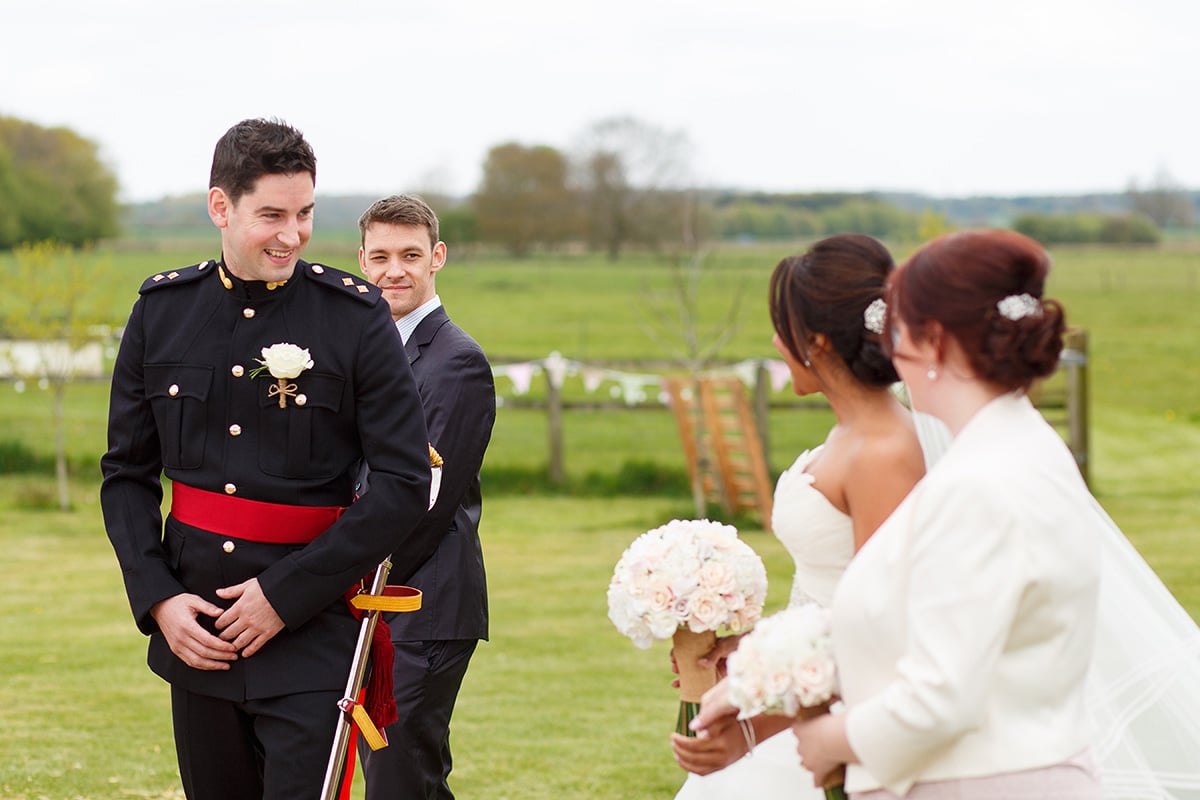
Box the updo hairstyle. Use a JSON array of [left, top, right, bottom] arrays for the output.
[[769, 233, 898, 388], [887, 229, 1066, 393]]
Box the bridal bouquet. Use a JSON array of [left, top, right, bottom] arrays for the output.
[[726, 603, 846, 800], [607, 518, 767, 734]]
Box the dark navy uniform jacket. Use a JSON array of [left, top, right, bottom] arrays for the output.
[[100, 258, 431, 702]]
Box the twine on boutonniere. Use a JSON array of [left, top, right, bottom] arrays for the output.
[[249, 343, 314, 408]]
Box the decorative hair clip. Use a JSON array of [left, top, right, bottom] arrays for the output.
[[996, 293, 1040, 321], [863, 298, 887, 335]]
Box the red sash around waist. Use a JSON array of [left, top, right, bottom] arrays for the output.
[[170, 482, 346, 544]]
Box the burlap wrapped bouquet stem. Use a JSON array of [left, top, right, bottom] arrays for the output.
[[793, 701, 847, 799], [673, 628, 719, 703]]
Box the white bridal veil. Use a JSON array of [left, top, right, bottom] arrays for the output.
[[911, 409, 1200, 799], [1087, 494, 1200, 799]]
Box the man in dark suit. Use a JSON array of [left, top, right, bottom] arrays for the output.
[[100, 119, 433, 800], [356, 194, 495, 799]]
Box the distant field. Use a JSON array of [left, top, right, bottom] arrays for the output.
[[3, 237, 1196, 457], [1, 238, 1196, 601], [1, 238, 1197, 799]]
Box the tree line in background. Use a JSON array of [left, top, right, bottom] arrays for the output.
[[0, 115, 120, 248], [458, 125, 1194, 252], [3, 113, 1198, 255]]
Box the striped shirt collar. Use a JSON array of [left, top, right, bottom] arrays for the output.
[[395, 295, 442, 345]]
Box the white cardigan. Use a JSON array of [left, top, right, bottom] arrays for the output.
[[834, 393, 1102, 795]]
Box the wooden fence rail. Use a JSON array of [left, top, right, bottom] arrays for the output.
[[492, 327, 1090, 492]]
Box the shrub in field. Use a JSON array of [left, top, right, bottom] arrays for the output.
[[482, 459, 690, 497], [0, 438, 47, 473]]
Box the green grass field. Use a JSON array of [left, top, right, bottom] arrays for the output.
[[1, 239, 1197, 798]]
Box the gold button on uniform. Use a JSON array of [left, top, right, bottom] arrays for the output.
[[231, 365, 245, 377], [295, 394, 307, 406], [228, 424, 242, 436], [243, 308, 256, 319], [168, 384, 180, 397], [222, 540, 236, 553], [312, 265, 325, 274], [224, 483, 237, 495]]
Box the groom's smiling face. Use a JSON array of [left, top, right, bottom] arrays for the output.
[[359, 222, 446, 322]]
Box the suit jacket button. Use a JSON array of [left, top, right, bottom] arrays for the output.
[[168, 384, 180, 397], [243, 308, 256, 319], [229, 424, 242, 436], [295, 394, 307, 406], [231, 365, 245, 377], [224, 483, 237, 495], [222, 540, 236, 553]]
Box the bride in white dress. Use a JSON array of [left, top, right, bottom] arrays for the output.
[[671, 447, 857, 799], [672, 234, 927, 798]]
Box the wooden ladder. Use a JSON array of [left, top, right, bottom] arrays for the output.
[[664, 376, 774, 527]]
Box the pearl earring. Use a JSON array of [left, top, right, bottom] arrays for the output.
[[927, 365, 938, 380], [803, 358, 811, 367]]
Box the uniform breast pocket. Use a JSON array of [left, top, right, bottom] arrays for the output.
[[258, 371, 346, 479], [145, 364, 213, 469]]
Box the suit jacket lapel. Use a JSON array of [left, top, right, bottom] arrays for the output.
[[405, 306, 450, 366]]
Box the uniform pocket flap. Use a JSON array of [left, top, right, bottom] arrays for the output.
[[256, 370, 343, 412], [145, 363, 214, 401]]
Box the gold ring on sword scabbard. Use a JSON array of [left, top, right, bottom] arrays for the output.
[[350, 585, 422, 613]]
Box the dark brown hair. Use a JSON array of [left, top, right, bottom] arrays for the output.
[[769, 233, 898, 387], [888, 229, 1066, 392], [357, 194, 440, 248], [209, 118, 316, 204]]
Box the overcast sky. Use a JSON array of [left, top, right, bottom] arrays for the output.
[[5, 0, 1197, 202]]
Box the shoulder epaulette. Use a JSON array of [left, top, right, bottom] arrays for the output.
[[138, 260, 216, 294], [300, 261, 381, 305]]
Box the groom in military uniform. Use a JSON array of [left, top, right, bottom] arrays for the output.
[[101, 118, 432, 800]]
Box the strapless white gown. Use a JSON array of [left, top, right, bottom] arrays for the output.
[[675, 448, 849, 800]]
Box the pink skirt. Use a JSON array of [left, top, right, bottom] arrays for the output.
[[851, 750, 1101, 800]]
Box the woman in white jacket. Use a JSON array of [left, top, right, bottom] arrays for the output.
[[792, 229, 1104, 797]]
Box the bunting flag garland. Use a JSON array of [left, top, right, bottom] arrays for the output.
[[491, 354, 790, 406], [766, 359, 793, 392], [494, 361, 539, 395], [582, 367, 605, 393]]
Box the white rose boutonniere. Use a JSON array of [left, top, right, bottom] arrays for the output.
[[250, 342, 314, 408]]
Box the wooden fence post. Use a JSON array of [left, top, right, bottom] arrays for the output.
[[546, 367, 565, 486], [1063, 329, 1090, 486], [753, 360, 771, 475]]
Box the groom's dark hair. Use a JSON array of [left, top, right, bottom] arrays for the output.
[[209, 118, 316, 204]]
